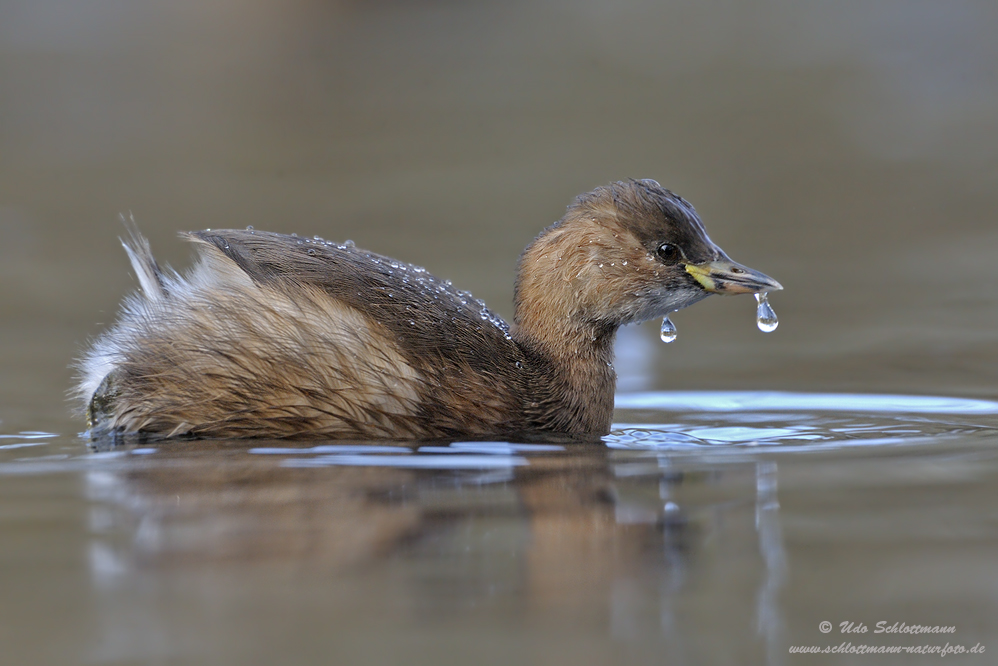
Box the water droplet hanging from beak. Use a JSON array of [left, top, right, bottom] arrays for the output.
[[660, 316, 677, 343], [755, 293, 778, 332]]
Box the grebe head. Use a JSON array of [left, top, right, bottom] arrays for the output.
[[514, 179, 782, 342]]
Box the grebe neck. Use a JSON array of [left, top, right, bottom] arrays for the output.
[[512, 282, 619, 436]]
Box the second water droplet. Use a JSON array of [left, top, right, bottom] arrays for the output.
[[755, 293, 778, 332], [660, 315, 677, 343]]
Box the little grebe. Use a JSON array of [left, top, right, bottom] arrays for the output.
[[76, 180, 781, 440]]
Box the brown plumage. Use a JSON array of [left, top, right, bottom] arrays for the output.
[[76, 180, 781, 440]]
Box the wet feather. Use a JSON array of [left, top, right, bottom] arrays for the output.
[[76, 180, 776, 440]]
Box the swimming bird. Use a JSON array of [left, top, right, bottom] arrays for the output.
[[76, 180, 781, 440]]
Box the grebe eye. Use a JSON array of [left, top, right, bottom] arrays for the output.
[[656, 243, 680, 264]]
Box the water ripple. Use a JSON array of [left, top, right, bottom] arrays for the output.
[[615, 391, 998, 414], [609, 391, 998, 453]]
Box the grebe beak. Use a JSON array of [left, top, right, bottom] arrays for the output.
[[684, 259, 783, 295]]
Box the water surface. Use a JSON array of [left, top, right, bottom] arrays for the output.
[[2, 393, 997, 664]]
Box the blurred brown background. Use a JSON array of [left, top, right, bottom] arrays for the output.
[[2, 5, 998, 664], [2, 0, 997, 434]]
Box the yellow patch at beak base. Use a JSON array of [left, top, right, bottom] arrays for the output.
[[684, 263, 717, 292]]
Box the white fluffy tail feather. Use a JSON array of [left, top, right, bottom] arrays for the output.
[[120, 213, 165, 301]]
